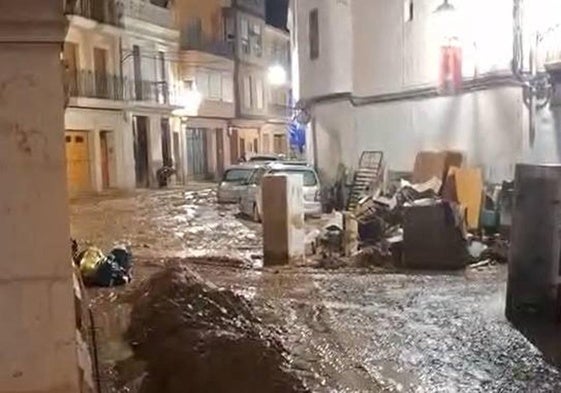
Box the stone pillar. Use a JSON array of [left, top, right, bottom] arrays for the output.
[[262, 174, 305, 266], [0, 1, 79, 392]]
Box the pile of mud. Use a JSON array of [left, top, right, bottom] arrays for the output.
[[124, 262, 309, 393]]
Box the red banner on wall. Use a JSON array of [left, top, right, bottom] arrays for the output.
[[439, 44, 463, 94]]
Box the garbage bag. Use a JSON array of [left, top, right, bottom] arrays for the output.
[[77, 246, 132, 287]]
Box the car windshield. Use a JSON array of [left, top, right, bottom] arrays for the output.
[[222, 169, 253, 183], [269, 169, 318, 187]]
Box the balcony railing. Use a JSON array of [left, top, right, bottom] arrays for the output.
[[126, 79, 175, 105], [65, 0, 123, 27], [268, 103, 293, 119], [180, 33, 235, 59], [68, 70, 124, 101], [68, 68, 177, 105], [118, 0, 173, 29]]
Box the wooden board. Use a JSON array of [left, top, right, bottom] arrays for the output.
[[447, 167, 483, 230], [412, 151, 464, 184]]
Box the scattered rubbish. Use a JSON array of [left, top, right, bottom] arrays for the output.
[[124, 261, 309, 393], [354, 244, 393, 268], [468, 239, 488, 259], [73, 242, 133, 287], [319, 224, 344, 259], [498, 180, 515, 237], [156, 166, 176, 188], [412, 151, 463, 184], [468, 259, 494, 269]]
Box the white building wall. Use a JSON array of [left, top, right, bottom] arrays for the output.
[[295, 0, 561, 187], [351, 0, 514, 96], [293, 0, 353, 99]]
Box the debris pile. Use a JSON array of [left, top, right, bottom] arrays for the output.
[[124, 262, 309, 393], [319, 150, 513, 271]]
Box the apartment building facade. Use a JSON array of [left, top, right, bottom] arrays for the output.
[[174, 0, 236, 181], [226, 0, 291, 159], [63, 0, 180, 193]]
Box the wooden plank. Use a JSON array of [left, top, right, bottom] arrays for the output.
[[447, 167, 484, 230]]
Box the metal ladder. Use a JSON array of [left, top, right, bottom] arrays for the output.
[[347, 151, 384, 211]]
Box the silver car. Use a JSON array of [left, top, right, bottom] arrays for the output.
[[239, 164, 322, 221], [217, 164, 262, 204]]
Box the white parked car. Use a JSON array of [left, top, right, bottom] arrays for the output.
[[238, 163, 322, 221], [216, 163, 263, 204]]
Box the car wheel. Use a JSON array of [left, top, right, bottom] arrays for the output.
[[253, 204, 261, 223]]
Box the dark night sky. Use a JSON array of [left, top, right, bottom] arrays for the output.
[[266, 0, 290, 30]]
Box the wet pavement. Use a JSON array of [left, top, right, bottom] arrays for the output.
[[70, 188, 561, 393]]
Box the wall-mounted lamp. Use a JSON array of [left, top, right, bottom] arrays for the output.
[[434, 0, 455, 14], [267, 65, 287, 86]]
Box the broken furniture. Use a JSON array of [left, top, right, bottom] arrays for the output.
[[442, 167, 484, 230], [347, 151, 384, 211], [402, 203, 468, 270], [412, 151, 463, 184]]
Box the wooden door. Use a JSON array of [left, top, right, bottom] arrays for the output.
[[186, 128, 208, 180], [133, 116, 150, 188], [65, 131, 91, 194], [100, 131, 110, 189], [229, 128, 239, 163], [215, 128, 225, 177]]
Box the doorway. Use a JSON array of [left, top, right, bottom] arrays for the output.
[[185, 128, 208, 180], [229, 128, 239, 164], [173, 132, 183, 183], [161, 118, 172, 167], [215, 128, 225, 177], [100, 131, 112, 189], [133, 116, 150, 188], [65, 130, 91, 194]]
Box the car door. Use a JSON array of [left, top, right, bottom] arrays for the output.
[[247, 168, 266, 215]]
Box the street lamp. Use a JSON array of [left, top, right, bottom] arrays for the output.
[[434, 0, 455, 14], [433, 0, 459, 42], [173, 81, 202, 117], [267, 64, 287, 86]]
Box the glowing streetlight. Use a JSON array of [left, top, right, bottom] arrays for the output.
[[173, 81, 202, 117], [267, 64, 287, 86]]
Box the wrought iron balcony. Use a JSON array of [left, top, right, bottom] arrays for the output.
[[118, 0, 173, 29], [68, 70, 124, 101], [268, 103, 293, 119], [180, 34, 235, 59], [65, 0, 123, 27], [126, 79, 174, 105]]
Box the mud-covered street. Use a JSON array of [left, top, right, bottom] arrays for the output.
[[70, 188, 561, 393]]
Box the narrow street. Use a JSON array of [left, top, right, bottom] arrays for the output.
[[70, 188, 561, 393]]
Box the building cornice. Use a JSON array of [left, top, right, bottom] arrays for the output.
[[0, 0, 67, 43]]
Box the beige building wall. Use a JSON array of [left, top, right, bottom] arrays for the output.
[[0, 1, 79, 391], [174, 0, 225, 39]]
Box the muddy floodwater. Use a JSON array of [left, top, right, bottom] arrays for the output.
[[70, 188, 561, 392]]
